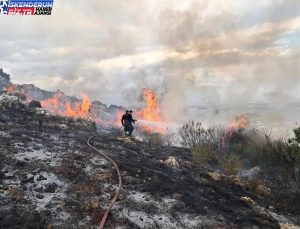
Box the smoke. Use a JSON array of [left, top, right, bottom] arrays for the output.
[[0, 0, 300, 129]]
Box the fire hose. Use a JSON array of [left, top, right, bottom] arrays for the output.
[[87, 135, 122, 229]]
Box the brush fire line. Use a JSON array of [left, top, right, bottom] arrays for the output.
[[3, 83, 169, 134]]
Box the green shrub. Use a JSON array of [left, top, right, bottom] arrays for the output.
[[220, 154, 241, 175], [191, 145, 214, 165]]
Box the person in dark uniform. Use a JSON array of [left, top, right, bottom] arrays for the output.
[[121, 110, 137, 136], [121, 110, 129, 126]]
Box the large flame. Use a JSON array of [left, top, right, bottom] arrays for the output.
[[136, 88, 164, 133], [40, 91, 63, 114], [40, 92, 91, 118], [138, 88, 161, 122], [63, 93, 91, 118]]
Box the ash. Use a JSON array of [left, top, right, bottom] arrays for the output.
[[0, 94, 298, 228]]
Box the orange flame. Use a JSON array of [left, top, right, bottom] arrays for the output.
[[4, 84, 32, 102], [40, 92, 91, 118], [40, 91, 63, 114], [63, 93, 91, 118], [135, 88, 164, 133], [115, 111, 124, 127], [138, 88, 161, 122], [228, 114, 249, 130]]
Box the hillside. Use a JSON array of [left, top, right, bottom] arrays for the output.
[[1, 94, 300, 228]]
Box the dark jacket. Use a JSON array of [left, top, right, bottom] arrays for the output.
[[127, 114, 135, 124], [121, 114, 128, 125], [121, 113, 135, 125]]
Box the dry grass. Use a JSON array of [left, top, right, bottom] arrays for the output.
[[220, 154, 241, 175], [149, 133, 164, 145], [191, 145, 214, 165], [246, 178, 262, 193]]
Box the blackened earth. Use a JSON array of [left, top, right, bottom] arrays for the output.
[[0, 100, 299, 228]]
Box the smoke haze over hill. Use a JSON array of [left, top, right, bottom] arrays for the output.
[[0, 0, 300, 125]]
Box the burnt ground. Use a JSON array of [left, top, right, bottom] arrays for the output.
[[0, 96, 299, 228]]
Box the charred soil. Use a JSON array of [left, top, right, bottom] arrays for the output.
[[0, 95, 299, 228]]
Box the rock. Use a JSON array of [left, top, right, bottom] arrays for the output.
[[36, 194, 44, 199], [58, 124, 68, 130], [207, 172, 221, 181], [32, 168, 41, 174], [25, 174, 34, 183], [240, 196, 257, 207], [163, 156, 179, 168], [257, 184, 271, 196], [85, 197, 100, 210], [240, 196, 275, 223], [280, 223, 300, 229], [43, 183, 58, 193], [36, 174, 47, 181], [28, 100, 41, 109]]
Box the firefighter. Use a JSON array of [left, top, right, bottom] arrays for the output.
[[121, 110, 129, 126], [121, 110, 136, 136], [28, 100, 44, 131], [128, 110, 136, 124]]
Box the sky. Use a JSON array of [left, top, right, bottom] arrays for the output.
[[0, 0, 300, 114]]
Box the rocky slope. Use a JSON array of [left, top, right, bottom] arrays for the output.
[[0, 94, 299, 228]]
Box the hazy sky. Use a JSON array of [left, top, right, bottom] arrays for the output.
[[1, 0, 300, 109]]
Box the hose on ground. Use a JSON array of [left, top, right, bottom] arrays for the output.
[[87, 135, 122, 229]]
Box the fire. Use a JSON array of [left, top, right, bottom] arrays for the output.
[[40, 92, 91, 118], [3, 83, 91, 119], [4, 84, 32, 102], [138, 88, 161, 122], [218, 114, 250, 153], [115, 111, 124, 127], [135, 88, 164, 133], [228, 114, 249, 130], [40, 91, 63, 114], [63, 93, 91, 118]]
